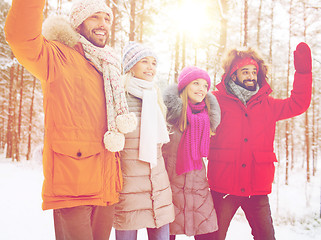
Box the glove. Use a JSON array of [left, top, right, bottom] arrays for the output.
[[294, 42, 312, 74]]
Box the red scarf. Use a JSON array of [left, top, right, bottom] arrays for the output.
[[176, 100, 210, 175]]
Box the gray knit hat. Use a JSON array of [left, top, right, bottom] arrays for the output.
[[70, 0, 113, 29], [122, 41, 158, 74]]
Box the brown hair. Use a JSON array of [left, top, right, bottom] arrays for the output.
[[222, 47, 268, 86]]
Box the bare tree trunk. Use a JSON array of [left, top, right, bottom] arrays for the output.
[[243, 0, 248, 46], [6, 54, 16, 159], [26, 77, 37, 160], [11, 65, 20, 162], [110, 0, 118, 47], [290, 119, 294, 170], [0, 74, 5, 150], [129, 0, 136, 41], [275, 121, 282, 216], [174, 32, 180, 82], [215, 0, 228, 86], [206, 46, 210, 73], [139, 0, 145, 42], [168, 47, 175, 84], [268, 0, 275, 91], [15, 66, 25, 162], [285, 121, 289, 185], [182, 33, 186, 68], [218, 0, 227, 53], [285, 0, 293, 185], [256, 0, 263, 48], [305, 113, 310, 182], [302, 2, 310, 182], [312, 85, 317, 176], [174, 0, 182, 82]]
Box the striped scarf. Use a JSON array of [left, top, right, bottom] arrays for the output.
[[227, 80, 259, 105], [79, 36, 136, 152]]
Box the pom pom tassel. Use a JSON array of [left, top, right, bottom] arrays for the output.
[[116, 112, 137, 134], [104, 131, 125, 152]]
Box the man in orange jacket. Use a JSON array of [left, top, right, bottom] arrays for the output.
[[5, 0, 136, 239]]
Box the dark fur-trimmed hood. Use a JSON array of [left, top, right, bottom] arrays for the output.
[[42, 14, 80, 48], [163, 84, 221, 131]]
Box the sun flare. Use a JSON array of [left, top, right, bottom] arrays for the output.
[[169, 0, 211, 40]]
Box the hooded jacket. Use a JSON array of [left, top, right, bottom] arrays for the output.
[[113, 93, 175, 230], [5, 0, 122, 210], [162, 84, 220, 236], [208, 71, 312, 197]]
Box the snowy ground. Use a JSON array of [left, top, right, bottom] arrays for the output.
[[0, 153, 321, 240]]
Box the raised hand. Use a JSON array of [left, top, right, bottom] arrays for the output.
[[294, 42, 312, 74]]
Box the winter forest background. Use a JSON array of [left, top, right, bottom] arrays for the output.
[[0, 0, 321, 239]]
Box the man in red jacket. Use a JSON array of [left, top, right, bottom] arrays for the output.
[[208, 42, 312, 240]]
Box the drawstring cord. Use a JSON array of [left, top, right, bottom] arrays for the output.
[[222, 194, 251, 199]]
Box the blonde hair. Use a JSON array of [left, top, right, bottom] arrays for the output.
[[155, 85, 167, 118], [122, 71, 132, 91], [121, 72, 167, 118], [178, 87, 211, 133]]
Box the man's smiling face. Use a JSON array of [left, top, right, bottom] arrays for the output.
[[232, 64, 258, 91], [76, 12, 111, 48]]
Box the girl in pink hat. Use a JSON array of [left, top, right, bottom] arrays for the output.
[[162, 66, 221, 240]]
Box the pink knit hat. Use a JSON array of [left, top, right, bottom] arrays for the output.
[[178, 66, 211, 92]]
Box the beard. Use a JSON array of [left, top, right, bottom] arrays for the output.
[[84, 32, 108, 48], [235, 78, 258, 91], [78, 24, 109, 48]]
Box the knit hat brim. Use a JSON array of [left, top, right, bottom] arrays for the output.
[[178, 66, 211, 92], [122, 41, 158, 74], [70, 0, 113, 29]]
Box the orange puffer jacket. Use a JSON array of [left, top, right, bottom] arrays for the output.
[[5, 0, 122, 210]]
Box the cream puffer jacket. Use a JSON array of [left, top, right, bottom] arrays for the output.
[[113, 94, 175, 230]]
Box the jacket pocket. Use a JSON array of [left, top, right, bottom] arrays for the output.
[[51, 141, 103, 197], [252, 151, 277, 192], [208, 149, 236, 191]]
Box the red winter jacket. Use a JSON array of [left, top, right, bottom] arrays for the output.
[[208, 72, 312, 196]]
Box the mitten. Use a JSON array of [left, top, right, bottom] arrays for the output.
[[294, 42, 312, 74]]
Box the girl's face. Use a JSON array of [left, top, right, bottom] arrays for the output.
[[186, 79, 208, 104], [131, 56, 157, 82]]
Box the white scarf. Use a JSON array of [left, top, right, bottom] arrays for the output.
[[127, 77, 169, 168]]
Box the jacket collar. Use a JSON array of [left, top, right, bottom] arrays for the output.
[[42, 15, 80, 49]]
